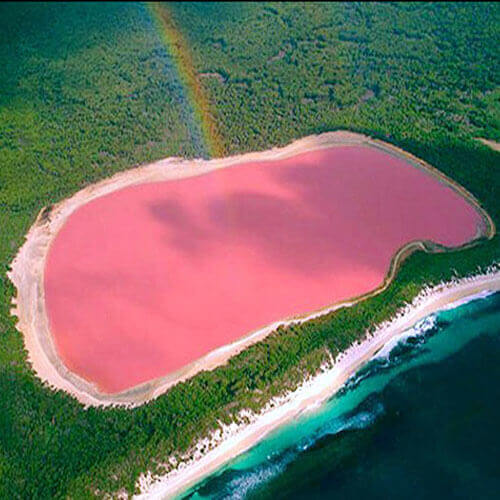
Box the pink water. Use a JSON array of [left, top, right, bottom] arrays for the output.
[[44, 146, 482, 393]]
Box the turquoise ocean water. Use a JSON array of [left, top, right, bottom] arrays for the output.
[[181, 291, 500, 500]]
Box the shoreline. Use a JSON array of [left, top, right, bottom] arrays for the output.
[[7, 131, 495, 408], [135, 269, 500, 499]]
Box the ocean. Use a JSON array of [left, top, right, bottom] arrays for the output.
[[181, 291, 500, 500]]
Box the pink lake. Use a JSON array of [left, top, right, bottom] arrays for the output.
[[44, 146, 482, 393]]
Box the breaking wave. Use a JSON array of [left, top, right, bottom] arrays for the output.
[[338, 314, 439, 395]]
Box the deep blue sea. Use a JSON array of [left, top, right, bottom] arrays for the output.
[[182, 291, 500, 500]]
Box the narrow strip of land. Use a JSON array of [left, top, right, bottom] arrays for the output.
[[136, 270, 500, 499]]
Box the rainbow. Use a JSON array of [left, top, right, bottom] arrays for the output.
[[147, 2, 225, 158]]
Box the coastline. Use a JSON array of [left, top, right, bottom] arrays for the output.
[[7, 131, 494, 407], [135, 268, 500, 499]]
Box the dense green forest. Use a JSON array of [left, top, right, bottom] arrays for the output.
[[0, 2, 499, 498]]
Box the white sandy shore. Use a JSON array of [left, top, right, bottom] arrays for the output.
[[135, 268, 500, 499]]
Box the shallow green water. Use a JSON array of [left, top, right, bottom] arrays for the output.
[[182, 291, 500, 499]]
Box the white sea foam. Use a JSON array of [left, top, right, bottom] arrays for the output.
[[374, 314, 437, 361], [341, 401, 385, 431]]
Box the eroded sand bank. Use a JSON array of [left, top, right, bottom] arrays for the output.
[[8, 131, 495, 407]]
